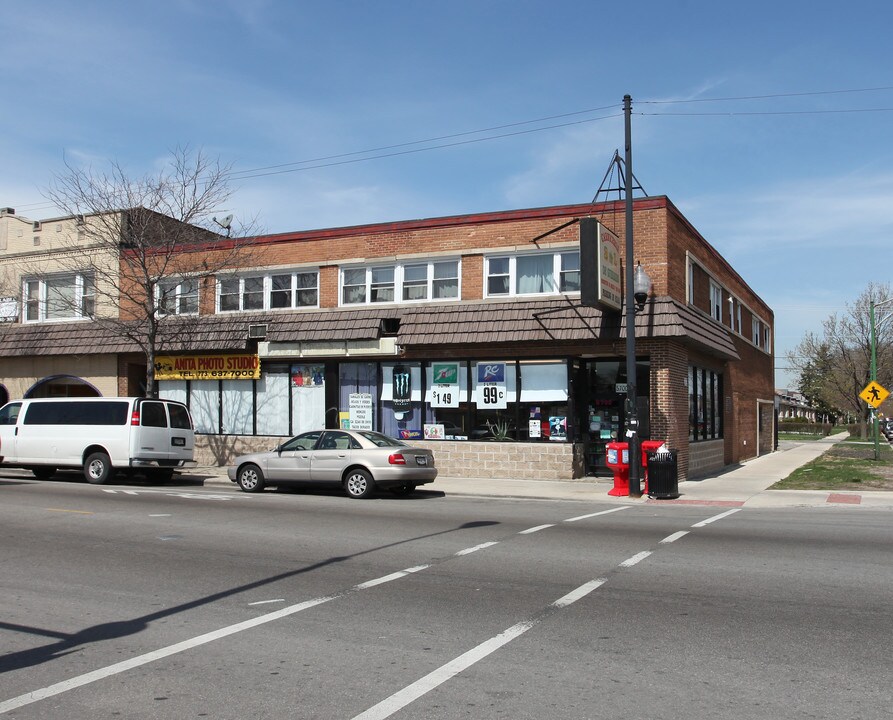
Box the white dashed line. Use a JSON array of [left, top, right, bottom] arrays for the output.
[[564, 506, 630, 522], [519, 524, 555, 534], [660, 530, 689, 544], [691, 508, 741, 527], [619, 551, 652, 568], [455, 541, 499, 556]]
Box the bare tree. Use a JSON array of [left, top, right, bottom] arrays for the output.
[[41, 146, 259, 396], [787, 282, 893, 420]]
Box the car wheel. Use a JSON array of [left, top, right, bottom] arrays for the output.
[[389, 483, 416, 496], [344, 468, 375, 499], [237, 464, 266, 493], [84, 452, 112, 484], [32, 467, 57, 480]]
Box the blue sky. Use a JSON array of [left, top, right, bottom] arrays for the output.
[[3, 0, 892, 390]]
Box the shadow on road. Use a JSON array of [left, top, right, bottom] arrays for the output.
[[0, 520, 499, 674]]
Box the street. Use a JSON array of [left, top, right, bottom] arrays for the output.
[[1, 475, 891, 719]]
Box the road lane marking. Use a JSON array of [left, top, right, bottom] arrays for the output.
[[564, 506, 630, 522], [619, 551, 652, 568], [519, 524, 554, 534], [353, 578, 609, 720], [46, 509, 94, 515], [356, 565, 429, 590], [248, 599, 285, 606], [455, 541, 499, 556], [0, 595, 336, 715], [660, 530, 689, 544], [691, 508, 741, 527]]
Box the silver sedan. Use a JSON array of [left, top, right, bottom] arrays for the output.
[[227, 429, 437, 499]]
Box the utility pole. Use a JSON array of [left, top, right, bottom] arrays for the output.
[[624, 94, 641, 497]]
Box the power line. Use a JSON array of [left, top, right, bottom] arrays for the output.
[[639, 85, 893, 105]]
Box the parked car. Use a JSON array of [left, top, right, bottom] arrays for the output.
[[227, 429, 437, 498]]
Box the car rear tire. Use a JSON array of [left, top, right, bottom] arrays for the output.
[[389, 483, 416, 496], [32, 467, 57, 480], [84, 452, 112, 484], [344, 468, 375, 499], [237, 464, 265, 493]]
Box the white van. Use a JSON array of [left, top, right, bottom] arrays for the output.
[[0, 397, 195, 484]]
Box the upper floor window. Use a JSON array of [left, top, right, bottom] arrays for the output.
[[217, 270, 318, 313], [341, 260, 459, 306], [23, 272, 95, 322], [485, 251, 579, 297], [157, 278, 198, 316], [709, 281, 723, 322]]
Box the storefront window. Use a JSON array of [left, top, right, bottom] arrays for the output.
[[222, 379, 253, 435], [424, 361, 469, 439], [689, 365, 723, 441], [519, 361, 569, 441], [291, 364, 325, 434], [339, 363, 378, 432], [256, 368, 289, 436]]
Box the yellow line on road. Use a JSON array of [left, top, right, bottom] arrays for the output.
[[46, 508, 94, 515]]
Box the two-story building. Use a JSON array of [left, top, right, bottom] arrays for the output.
[[0, 197, 774, 481]]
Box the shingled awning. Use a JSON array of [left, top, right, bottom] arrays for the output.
[[0, 298, 737, 361]]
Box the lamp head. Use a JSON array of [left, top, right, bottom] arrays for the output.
[[633, 262, 652, 312]]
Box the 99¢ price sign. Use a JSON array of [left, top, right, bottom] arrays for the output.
[[475, 363, 507, 409]]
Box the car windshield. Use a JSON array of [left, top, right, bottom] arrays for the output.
[[357, 431, 407, 448]]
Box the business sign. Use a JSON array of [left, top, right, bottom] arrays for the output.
[[475, 362, 507, 409], [348, 393, 373, 430], [596, 224, 622, 311], [430, 362, 460, 408], [154, 353, 260, 380]]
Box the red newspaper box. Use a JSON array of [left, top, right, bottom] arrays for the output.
[[605, 441, 630, 496], [640, 440, 665, 495]]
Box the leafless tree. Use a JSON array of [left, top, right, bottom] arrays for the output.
[[41, 146, 260, 396], [787, 282, 893, 420]]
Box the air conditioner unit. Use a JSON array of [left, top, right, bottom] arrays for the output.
[[248, 323, 268, 339]]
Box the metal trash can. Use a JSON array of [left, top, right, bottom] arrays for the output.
[[647, 450, 679, 499]]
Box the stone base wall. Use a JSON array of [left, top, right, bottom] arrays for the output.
[[687, 439, 725, 479], [194, 435, 582, 480]]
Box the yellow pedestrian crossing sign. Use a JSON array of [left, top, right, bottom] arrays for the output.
[[860, 381, 889, 408]]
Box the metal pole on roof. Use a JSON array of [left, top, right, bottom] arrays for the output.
[[623, 94, 641, 497]]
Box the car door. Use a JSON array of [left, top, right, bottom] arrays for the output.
[[0, 402, 23, 462], [309, 431, 354, 484], [265, 431, 321, 482]]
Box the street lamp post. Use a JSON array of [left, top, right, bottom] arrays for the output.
[[622, 95, 652, 497], [869, 296, 893, 460]]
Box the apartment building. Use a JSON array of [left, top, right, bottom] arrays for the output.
[[0, 197, 774, 481]]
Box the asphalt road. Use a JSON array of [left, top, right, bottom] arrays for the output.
[[1, 476, 891, 719]]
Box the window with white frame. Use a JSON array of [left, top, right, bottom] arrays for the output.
[[23, 272, 95, 322], [709, 281, 723, 322], [217, 271, 318, 312], [485, 251, 580, 297], [752, 316, 763, 346], [157, 278, 198, 315], [341, 260, 460, 306]]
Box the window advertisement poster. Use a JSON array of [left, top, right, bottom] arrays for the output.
[[392, 364, 412, 413], [475, 362, 507, 409], [424, 423, 445, 440], [549, 416, 568, 441], [430, 362, 460, 408], [348, 393, 373, 430]]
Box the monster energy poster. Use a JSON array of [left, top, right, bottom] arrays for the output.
[[392, 364, 412, 413]]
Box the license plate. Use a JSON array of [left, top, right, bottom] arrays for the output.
[[415, 456, 428, 466]]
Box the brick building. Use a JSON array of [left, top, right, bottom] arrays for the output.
[[0, 196, 774, 481]]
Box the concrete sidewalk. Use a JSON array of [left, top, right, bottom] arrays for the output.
[[198, 434, 893, 509]]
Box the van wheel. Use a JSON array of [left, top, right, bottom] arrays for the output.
[[84, 452, 112, 484], [33, 467, 57, 480], [237, 464, 265, 493]]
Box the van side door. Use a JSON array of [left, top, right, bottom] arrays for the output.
[[0, 402, 23, 462]]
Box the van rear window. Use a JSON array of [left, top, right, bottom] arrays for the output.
[[167, 404, 193, 430], [24, 401, 129, 426]]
